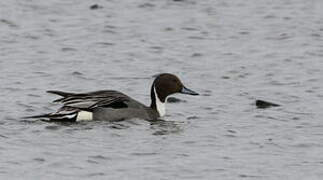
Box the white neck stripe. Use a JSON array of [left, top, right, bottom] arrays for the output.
[[154, 86, 166, 116]]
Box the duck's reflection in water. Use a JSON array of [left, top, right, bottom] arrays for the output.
[[150, 119, 185, 135]]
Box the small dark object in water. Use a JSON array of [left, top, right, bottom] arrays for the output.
[[71, 71, 83, 75], [167, 97, 186, 103], [90, 4, 103, 10], [256, 100, 280, 109]]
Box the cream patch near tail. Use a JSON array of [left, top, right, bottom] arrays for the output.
[[76, 111, 93, 121]]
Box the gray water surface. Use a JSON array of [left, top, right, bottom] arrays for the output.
[[1, 0, 323, 179]]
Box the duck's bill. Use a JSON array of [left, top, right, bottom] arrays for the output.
[[181, 86, 199, 95]]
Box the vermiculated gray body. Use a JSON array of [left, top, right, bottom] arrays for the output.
[[93, 107, 158, 121]]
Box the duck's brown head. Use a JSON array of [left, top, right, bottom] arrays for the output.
[[150, 73, 198, 116]]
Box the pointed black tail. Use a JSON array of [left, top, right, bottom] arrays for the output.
[[23, 113, 53, 119], [46, 90, 75, 97]]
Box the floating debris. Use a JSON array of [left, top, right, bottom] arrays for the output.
[[191, 53, 203, 57], [255, 100, 280, 109], [90, 4, 103, 10], [71, 71, 83, 75]]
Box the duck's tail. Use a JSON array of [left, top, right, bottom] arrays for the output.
[[23, 113, 53, 119], [47, 90, 77, 103], [23, 111, 78, 122], [47, 90, 76, 97]]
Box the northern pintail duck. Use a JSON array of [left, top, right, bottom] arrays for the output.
[[27, 73, 198, 122]]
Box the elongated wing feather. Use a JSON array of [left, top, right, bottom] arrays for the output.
[[49, 90, 130, 111]]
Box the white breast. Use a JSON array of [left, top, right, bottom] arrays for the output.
[[154, 86, 166, 116]]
